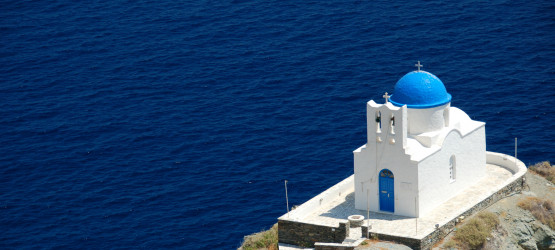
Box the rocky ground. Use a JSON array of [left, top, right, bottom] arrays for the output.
[[477, 171, 554, 250], [434, 171, 554, 249]]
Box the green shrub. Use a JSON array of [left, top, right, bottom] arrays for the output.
[[476, 210, 500, 230], [240, 223, 278, 250], [442, 239, 458, 249], [529, 161, 555, 183], [518, 197, 555, 230], [452, 211, 499, 249]]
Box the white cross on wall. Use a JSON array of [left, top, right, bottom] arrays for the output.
[[383, 92, 390, 103], [415, 61, 423, 71]]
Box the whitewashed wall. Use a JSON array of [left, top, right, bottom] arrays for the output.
[[417, 125, 486, 216], [407, 104, 449, 134]]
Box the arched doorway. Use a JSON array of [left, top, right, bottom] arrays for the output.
[[379, 169, 394, 212]]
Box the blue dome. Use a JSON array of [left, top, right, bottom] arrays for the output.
[[389, 71, 452, 109]]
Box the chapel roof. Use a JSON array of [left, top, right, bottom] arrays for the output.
[[389, 70, 452, 109]]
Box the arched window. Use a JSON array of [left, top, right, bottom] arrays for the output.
[[380, 169, 394, 178], [449, 155, 456, 182]]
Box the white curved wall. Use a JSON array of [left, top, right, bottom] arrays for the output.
[[407, 103, 449, 134], [486, 151, 526, 175]]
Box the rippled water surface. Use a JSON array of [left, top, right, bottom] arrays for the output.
[[1, 1, 554, 249]]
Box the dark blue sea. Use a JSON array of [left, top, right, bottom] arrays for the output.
[[1, 1, 553, 249]]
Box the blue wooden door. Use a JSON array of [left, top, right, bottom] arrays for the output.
[[379, 169, 394, 212]]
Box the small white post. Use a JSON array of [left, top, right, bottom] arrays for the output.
[[415, 197, 418, 236], [366, 189, 370, 239], [285, 180, 289, 218]]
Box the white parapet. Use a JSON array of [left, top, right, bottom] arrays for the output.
[[486, 151, 526, 174], [279, 175, 354, 224]]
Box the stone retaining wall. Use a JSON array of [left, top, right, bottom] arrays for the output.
[[361, 227, 422, 249], [278, 220, 349, 247], [314, 242, 355, 250]]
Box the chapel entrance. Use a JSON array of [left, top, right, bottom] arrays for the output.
[[379, 169, 394, 213]]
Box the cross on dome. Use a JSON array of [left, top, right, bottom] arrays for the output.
[[383, 92, 390, 103], [415, 61, 423, 71]]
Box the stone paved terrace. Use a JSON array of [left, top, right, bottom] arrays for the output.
[[303, 163, 512, 238], [278, 152, 527, 246]]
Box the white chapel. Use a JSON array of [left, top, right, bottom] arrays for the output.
[[353, 62, 486, 218]]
